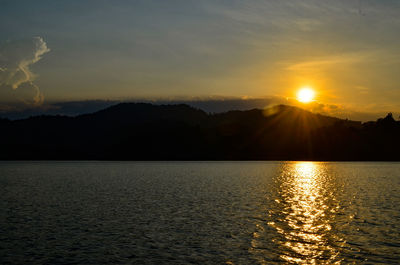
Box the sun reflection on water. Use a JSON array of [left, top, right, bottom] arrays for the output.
[[250, 162, 345, 264]]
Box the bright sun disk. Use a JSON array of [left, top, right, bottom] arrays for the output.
[[297, 88, 315, 103]]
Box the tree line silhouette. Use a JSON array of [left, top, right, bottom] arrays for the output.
[[1, 103, 399, 160]]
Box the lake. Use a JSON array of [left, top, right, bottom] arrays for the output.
[[1, 161, 399, 264]]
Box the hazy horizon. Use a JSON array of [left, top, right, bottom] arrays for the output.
[[0, 97, 397, 122]]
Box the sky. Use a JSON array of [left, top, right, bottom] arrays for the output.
[[1, 0, 400, 120]]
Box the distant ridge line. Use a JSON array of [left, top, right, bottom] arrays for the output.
[[1, 103, 398, 161]]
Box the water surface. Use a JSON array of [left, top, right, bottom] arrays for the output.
[[1, 161, 399, 264]]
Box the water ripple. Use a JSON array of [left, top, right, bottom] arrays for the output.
[[1, 161, 400, 264]]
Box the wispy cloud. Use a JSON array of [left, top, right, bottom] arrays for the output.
[[285, 51, 379, 72], [0, 37, 50, 105]]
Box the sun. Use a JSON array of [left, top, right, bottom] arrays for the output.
[[297, 87, 315, 103]]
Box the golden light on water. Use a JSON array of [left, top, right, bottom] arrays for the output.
[[280, 162, 334, 264], [250, 162, 345, 264], [297, 87, 315, 103]]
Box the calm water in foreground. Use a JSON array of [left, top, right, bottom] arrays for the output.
[[1, 161, 399, 264]]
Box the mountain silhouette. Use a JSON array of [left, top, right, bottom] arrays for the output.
[[1, 103, 399, 160]]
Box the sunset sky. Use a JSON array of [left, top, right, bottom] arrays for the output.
[[1, 0, 400, 120]]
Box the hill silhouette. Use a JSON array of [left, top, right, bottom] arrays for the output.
[[1, 103, 399, 160]]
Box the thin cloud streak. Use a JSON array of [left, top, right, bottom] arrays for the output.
[[0, 37, 50, 105]]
